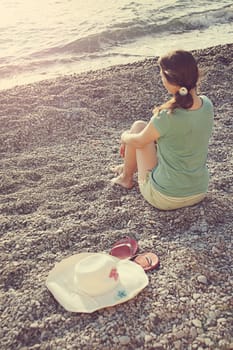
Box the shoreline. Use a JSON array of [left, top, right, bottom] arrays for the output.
[[1, 41, 232, 93], [0, 43, 232, 349]]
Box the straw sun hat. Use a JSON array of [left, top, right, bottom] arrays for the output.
[[46, 252, 149, 313]]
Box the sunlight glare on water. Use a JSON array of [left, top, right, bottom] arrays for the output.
[[0, 0, 110, 56], [0, 0, 165, 61]]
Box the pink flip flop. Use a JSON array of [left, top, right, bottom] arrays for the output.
[[132, 252, 160, 271], [110, 237, 138, 259]]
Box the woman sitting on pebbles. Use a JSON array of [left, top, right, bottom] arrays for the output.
[[111, 50, 214, 210]]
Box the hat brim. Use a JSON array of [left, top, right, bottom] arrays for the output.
[[46, 253, 148, 313]]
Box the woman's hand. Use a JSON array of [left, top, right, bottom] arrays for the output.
[[120, 130, 130, 158], [121, 130, 130, 144], [119, 143, 126, 158]]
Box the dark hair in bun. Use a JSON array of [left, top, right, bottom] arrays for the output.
[[156, 50, 199, 113]]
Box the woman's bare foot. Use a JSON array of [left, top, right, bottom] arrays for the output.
[[111, 174, 134, 189], [110, 164, 124, 175]]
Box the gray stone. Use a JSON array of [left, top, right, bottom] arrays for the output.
[[218, 339, 228, 347], [197, 275, 208, 284], [145, 334, 153, 343], [174, 340, 182, 349], [174, 330, 187, 339], [190, 326, 198, 338], [192, 319, 202, 328], [201, 223, 208, 233], [212, 246, 221, 254], [217, 317, 227, 324], [119, 335, 130, 345], [152, 343, 165, 350], [192, 293, 201, 300], [204, 338, 214, 346], [98, 315, 104, 324], [206, 311, 217, 326]]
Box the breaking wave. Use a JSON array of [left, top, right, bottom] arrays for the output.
[[30, 5, 233, 57]]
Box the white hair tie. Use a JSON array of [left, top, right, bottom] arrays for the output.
[[179, 87, 188, 96]]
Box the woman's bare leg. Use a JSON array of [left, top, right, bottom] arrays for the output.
[[136, 142, 157, 184], [111, 140, 137, 188], [111, 120, 157, 188]]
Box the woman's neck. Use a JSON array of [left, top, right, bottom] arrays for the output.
[[189, 89, 202, 110]]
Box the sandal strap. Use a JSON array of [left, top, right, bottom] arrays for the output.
[[145, 256, 153, 267]]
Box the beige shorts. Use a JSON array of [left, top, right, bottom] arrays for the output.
[[139, 175, 206, 210]]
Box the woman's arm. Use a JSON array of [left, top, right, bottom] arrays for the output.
[[121, 120, 160, 148]]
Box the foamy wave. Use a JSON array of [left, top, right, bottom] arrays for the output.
[[0, 2, 232, 88], [29, 5, 233, 58], [176, 5, 233, 30]]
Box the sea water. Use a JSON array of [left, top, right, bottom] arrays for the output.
[[0, 0, 232, 90]]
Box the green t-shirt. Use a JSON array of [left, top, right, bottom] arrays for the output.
[[150, 95, 214, 197]]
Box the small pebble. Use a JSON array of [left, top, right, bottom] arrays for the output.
[[145, 334, 153, 343], [197, 275, 208, 284], [174, 330, 186, 339], [190, 326, 198, 338], [119, 335, 130, 346], [217, 318, 227, 324], [192, 293, 201, 300], [204, 338, 214, 346], [174, 340, 182, 349], [192, 319, 202, 328], [211, 246, 220, 254]]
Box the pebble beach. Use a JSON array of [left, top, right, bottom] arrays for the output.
[[0, 43, 232, 350]]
